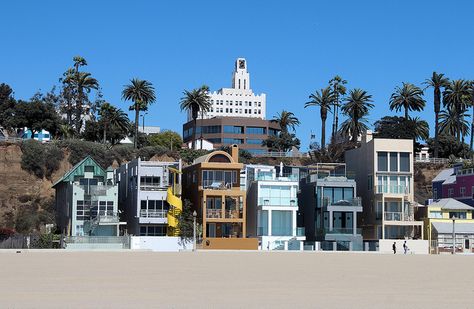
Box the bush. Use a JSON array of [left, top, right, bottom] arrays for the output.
[[136, 145, 170, 161], [178, 148, 209, 164], [112, 144, 135, 163], [59, 139, 114, 168], [20, 140, 64, 179], [14, 197, 55, 234]]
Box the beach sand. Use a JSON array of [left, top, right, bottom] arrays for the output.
[[0, 250, 471, 308]]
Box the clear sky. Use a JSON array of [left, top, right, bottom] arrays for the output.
[[1, 0, 474, 150]]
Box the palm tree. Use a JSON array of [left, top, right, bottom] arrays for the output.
[[122, 79, 156, 149], [339, 89, 374, 143], [469, 81, 474, 150], [439, 105, 469, 139], [99, 102, 130, 144], [74, 72, 99, 134], [305, 87, 333, 148], [272, 110, 300, 133], [423, 72, 449, 158], [329, 76, 347, 139], [389, 82, 426, 120], [443, 79, 471, 142], [179, 85, 211, 150], [406, 116, 430, 141]]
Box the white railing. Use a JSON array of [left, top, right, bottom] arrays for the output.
[[253, 151, 308, 158], [206, 209, 222, 219], [375, 185, 409, 195], [415, 157, 449, 164], [259, 197, 297, 207], [140, 209, 167, 218], [384, 211, 414, 221]]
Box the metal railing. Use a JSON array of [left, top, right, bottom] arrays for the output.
[[206, 209, 222, 219], [383, 211, 413, 221], [253, 151, 308, 158], [91, 211, 120, 224], [325, 228, 362, 235], [140, 185, 167, 191], [140, 209, 167, 218], [65, 236, 130, 248], [255, 173, 299, 181], [258, 197, 297, 207], [415, 157, 449, 164], [375, 185, 409, 195], [323, 197, 361, 208]]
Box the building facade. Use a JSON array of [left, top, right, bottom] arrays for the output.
[[53, 156, 121, 237], [116, 158, 181, 236], [417, 198, 474, 253], [298, 164, 363, 250], [431, 164, 474, 207], [345, 131, 423, 240], [187, 58, 266, 121], [183, 116, 281, 154], [182, 145, 257, 249], [246, 165, 305, 250]]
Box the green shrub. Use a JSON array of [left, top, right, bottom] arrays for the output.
[[178, 148, 209, 164], [20, 140, 64, 179], [136, 146, 170, 161], [112, 144, 135, 163], [59, 139, 114, 168]]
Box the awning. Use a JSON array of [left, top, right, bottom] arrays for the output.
[[432, 222, 474, 234]]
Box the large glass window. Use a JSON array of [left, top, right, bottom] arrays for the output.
[[139, 225, 166, 236], [140, 176, 161, 190], [430, 211, 442, 219], [258, 210, 268, 236], [377, 152, 388, 171], [202, 170, 238, 188], [269, 128, 280, 136], [271, 210, 292, 236], [246, 127, 267, 135], [196, 125, 221, 134], [449, 212, 466, 219], [223, 138, 244, 144], [247, 139, 264, 145], [389, 152, 398, 172], [400, 152, 410, 172], [223, 126, 244, 134]]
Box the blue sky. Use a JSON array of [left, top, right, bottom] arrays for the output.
[[1, 0, 474, 150]]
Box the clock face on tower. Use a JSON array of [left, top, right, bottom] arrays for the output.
[[238, 60, 245, 69]]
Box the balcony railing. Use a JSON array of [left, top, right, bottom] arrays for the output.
[[383, 211, 414, 221], [90, 211, 120, 224], [325, 228, 362, 235], [323, 197, 361, 208], [375, 185, 409, 195], [258, 197, 297, 207], [79, 185, 112, 196], [140, 209, 167, 219], [224, 210, 243, 219], [206, 209, 222, 219], [255, 173, 299, 182], [202, 181, 238, 190], [140, 184, 166, 191]]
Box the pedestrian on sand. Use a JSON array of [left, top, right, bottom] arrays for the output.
[[392, 242, 396, 254]]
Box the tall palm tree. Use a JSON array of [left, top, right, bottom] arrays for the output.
[[469, 81, 474, 150], [329, 76, 347, 139], [439, 105, 469, 139], [305, 87, 333, 148], [406, 116, 430, 141], [179, 85, 211, 149], [423, 72, 449, 158], [122, 79, 156, 149], [340, 89, 374, 143], [443, 79, 471, 142], [272, 110, 300, 133], [389, 82, 426, 120], [99, 102, 130, 144]]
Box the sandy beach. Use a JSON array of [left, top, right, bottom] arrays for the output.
[[0, 250, 471, 308]]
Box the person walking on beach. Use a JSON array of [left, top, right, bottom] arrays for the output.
[[403, 241, 408, 254], [392, 242, 396, 254]]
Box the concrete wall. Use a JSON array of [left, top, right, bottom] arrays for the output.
[[202, 237, 258, 250], [130, 236, 193, 252], [379, 239, 429, 254]]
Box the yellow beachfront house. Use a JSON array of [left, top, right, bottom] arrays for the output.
[[422, 198, 474, 254]]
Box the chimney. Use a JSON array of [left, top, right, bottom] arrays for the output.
[[231, 144, 239, 162], [363, 130, 373, 143]]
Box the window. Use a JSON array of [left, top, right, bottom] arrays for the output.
[[271, 210, 292, 236], [84, 166, 95, 173], [269, 129, 280, 137], [400, 152, 410, 172], [139, 225, 166, 236], [460, 187, 466, 197], [430, 211, 443, 219], [196, 125, 221, 134], [246, 127, 266, 135], [258, 210, 268, 236], [448, 188, 454, 197], [449, 212, 466, 219], [377, 152, 388, 171], [247, 139, 264, 145], [202, 170, 238, 188], [433, 188, 438, 199], [140, 176, 161, 190], [223, 126, 244, 134], [223, 138, 243, 144], [207, 138, 222, 144], [389, 152, 398, 172], [368, 175, 373, 190]]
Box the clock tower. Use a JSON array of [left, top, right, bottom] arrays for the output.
[[232, 58, 250, 90]]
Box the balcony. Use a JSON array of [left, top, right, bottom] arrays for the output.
[[202, 181, 239, 190], [140, 209, 167, 219], [91, 211, 120, 225], [323, 197, 361, 208], [256, 173, 298, 182], [79, 185, 112, 196], [375, 185, 409, 195], [140, 184, 166, 192], [224, 209, 243, 219], [258, 197, 297, 207], [384, 211, 414, 221], [206, 209, 222, 219], [325, 228, 362, 235]]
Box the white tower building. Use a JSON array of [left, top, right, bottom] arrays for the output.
[[187, 58, 267, 121]]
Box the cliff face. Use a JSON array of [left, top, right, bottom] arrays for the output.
[[0, 143, 71, 228], [413, 163, 447, 204]]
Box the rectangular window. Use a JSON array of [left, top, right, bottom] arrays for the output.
[[84, 166, 94, 173], [247, 139, 264, 145], [223, 126, 244, 134], [223, 138, 243, 144], [246, 127, 266, 135], [430, 211, 443, 219], [377, 152, 388, 171], [400, 152, 410, 172], [460, 187, 466, 197], [389, 152, 398, 172], [448, 188, 454, 197], [433, 188, 438, 199], [449, 212, 467, 219], [271, 210, 292, 236], [258, 210, 268, 236]]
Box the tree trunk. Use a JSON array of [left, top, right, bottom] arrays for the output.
[[321, 117, 326, 149], [405, 106, 409, 120], [30, 129, 35, 139], [434, 111, 439, 158], [134, 107, 139, 149], [334, 95, 339, 139], [192, 117, 197, 150], [471, 106, 474, 151], [103, 122, 107, 144], [199, 111, 203, 150], [351, 120, 358, 143]]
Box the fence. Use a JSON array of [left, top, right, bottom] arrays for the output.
[[0, 235, 59, 249], [253, 151, 308, 158]]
